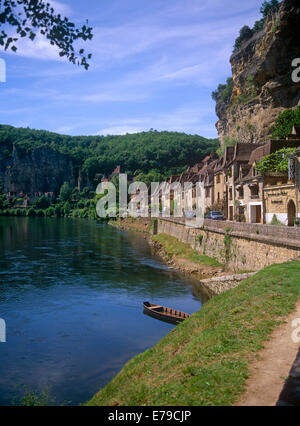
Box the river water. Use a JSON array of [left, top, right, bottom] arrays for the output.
[[0, 217, 208, 405]]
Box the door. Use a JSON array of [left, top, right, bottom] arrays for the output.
[[256, 205, 262, 224], [288, 200, 296, 227]]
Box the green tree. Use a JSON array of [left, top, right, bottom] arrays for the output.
[[63, 201, 71, 216], [212, 77, 233, 102], [59, 182, 72, 203], [260, 0, 279, 20], [233, 26, 253, 51], [45, 206, 55, 217], [0, 0, 93, 69], [0, 187, 8, 210]]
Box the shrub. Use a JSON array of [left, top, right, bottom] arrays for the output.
[[27, 208, 36, 217], [260, 0, 279, 20], [34, 195, 50, 210], [271, 107, 300, 139], [233, 26, 253, 51], [54, 204, 63, 217], [63, 201, 71, 216], [270, 214, 283, 226], [59, 182, 72, 203], [45, 207, 55, 217], [36, 209, 45, 217], [253, 19, 264, 32], [233, 1, 279, 53], [212, 78, 233, 102]]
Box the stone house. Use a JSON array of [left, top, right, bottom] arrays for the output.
[[223, 143, 262, 221], [263, 129, 300, 226]]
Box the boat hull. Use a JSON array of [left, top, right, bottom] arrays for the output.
[[143, 302, 189, 325]]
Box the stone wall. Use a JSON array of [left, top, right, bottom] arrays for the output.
[[156, 218, 300, 271]]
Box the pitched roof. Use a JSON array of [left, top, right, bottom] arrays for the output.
[[292, 126, 300, 136], [233, 143, 262, 163]]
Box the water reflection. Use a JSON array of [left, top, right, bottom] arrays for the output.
[[0, 218, 207, 405]]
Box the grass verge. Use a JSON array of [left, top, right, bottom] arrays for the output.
[[87, 260, 300, 406], [152, 233, 222, 268]]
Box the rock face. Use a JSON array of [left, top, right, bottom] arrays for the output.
[[0, 145, 74, 196], [215, 0, 300, 145]]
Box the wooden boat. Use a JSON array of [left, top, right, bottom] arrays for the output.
[[143, 302, 190, 325]]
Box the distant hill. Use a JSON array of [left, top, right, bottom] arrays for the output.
[[0, 124, 218, 193]]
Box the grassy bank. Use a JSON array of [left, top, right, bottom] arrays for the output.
[[152, 233, 222, 268], [87, 260, 300, 406]]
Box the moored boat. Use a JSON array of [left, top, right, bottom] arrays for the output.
[[143, 302, 190, 325]]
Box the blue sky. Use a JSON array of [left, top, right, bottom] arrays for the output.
[[0, 0, 263, 138]]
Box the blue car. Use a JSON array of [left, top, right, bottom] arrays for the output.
[[205, 211, 225, 220]]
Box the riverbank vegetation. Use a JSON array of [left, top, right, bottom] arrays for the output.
[[0, 184, 100, 220], [87, 260, 300, 406], [152, 234, 222, 268]]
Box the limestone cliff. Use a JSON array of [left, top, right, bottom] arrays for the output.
[[215, 0, 300, 145], [0, 145, 74, 196]]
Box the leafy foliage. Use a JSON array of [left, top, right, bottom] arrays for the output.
[[212, 77, 233, 102], [271, 107, 300, 139], [59, 181, 72, 203], [233, 0, 280, 52], [270, 214, 284, 226], [0, 125, 219, 182], [260, 0, 280, 20], [233, 26, 254, 52], [256, 148, 296, 174], [0, 0, 93, 69]]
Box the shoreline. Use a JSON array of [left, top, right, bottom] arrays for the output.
[[87, 259, 300, 406], [109, 217, 254, 297]]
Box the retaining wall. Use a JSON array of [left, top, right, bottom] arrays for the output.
[[156, 218, 300, 271]]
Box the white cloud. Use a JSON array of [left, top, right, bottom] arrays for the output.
[[97, 125, 144, 136], [96, 103, 217, 138], [48, 0, 72, 15]]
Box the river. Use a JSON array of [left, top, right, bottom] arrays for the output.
[[0, 217, 208, 406]]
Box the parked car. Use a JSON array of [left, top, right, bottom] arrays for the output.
[[184, 211, 197, 218], [205, 211, 226, 221]]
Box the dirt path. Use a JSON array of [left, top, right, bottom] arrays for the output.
[[235, 301, 300, 406]]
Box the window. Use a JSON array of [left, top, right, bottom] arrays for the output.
[[250, 185, 259, 199], [216, 174, 221, 184]]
